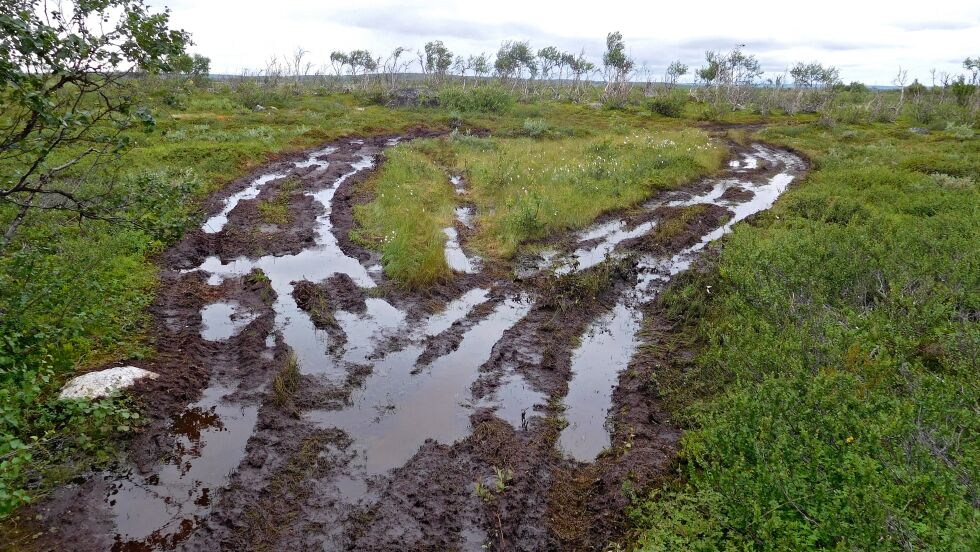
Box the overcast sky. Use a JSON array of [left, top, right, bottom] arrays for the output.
[[149, 0, 980, 85]]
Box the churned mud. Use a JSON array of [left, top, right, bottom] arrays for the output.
[[4, 132, 806, 551]]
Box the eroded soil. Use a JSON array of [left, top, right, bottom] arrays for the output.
[[3, 133, 807, 551]]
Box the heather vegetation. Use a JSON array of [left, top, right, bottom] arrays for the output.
[[1, 2, 978, 549]]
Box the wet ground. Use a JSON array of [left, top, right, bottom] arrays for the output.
[[5, 132, 806, 551]]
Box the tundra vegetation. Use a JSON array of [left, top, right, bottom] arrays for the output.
[[0, 3, 978, 548]]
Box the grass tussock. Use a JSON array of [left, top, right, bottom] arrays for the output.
[[272, 353, 300, 410], [257, 176, 299, 225], [353, 145, 457, 288]]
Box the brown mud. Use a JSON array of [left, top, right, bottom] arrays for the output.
[[3, 131, 807, 551]]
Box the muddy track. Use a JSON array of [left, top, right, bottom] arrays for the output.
[[6, 132, 807, 551]]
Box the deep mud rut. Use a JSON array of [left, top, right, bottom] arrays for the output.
[[6, 131, 807, 551]]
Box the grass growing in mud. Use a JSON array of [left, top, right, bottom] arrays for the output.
[[354, 129, 724, 286], [272, 354, 300, 410], [628, 123, 979, 549], [258, 176, 300, 225]]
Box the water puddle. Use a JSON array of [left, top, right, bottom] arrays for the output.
[[443, 226, 480, 273], [559, 144, 803, 462], [479, 370, 547, 429], [423, 288, 490, 337], [200, 147, 340, 234], [558, 303, 642, 461], [455, 206, 475, 228], [200, 301, 258, 341], [310, 297, 532, 475], [107, 382, 258, 548], [537, 145, 801, 279], [292, 146, 337, 170], [189, 153, 382, 378], [202, 172, 288, 234], [334, 298, 406, 364], [451, 175, 466, 194], [126, 136, 802, 546], [558, 219, 658, 274]]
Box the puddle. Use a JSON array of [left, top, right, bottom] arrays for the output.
[[310, 296, 532, 475], [202, 172, 288, 234], [559, 144, 804, 461], [443, 226, 480, 273], [334, 298, 406, 364], [423, 288, 490, 337], [111, 138, 803, 546], [451, 175, 466, 194], [292, 146, 336, 170], [455, 206, 475, 228], [557, 219, 658, 274], [558, 303, 642, 462], [480, 370, 547, 429], [200, 301, 258, 341], [637, 149, 801, 294], [728, 152, 758, 170], [107, 382, 258, 548], [200, 146, 343, 234], [188, 153, 382, 378]]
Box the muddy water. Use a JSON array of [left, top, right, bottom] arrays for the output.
[[558, 144, 803, 461], [102, 142, 387, 547], [423, 287, 490, 336], [57, 137, 805, 550], [123, 136, 535, 547], [199, 301, 257, 341], [558, 219, 658, 274], [558, 303, 642, 460], [191, 151, 380, 377], [443, 226, 480, 273], [443, 178, 481, 272], [309, 297, 532, 474], [107, 383, 258, 548], [480, 369, 549, 429]]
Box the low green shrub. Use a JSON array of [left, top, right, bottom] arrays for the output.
[[437, 86, 514, 113], [646, 92, 687, 118]]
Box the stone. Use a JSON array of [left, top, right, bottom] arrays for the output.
[[59, 366, 158, 400]]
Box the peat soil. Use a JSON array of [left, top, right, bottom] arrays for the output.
[[2, 134, 806, 551]]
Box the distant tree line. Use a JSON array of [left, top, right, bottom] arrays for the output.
[[224, 34, 978, 118]]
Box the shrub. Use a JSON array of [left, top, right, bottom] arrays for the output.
[[520, 118, 551, 138], [437, 86, 514, 113], [646, 92, 686, 118], [946, 122, 975, 140]]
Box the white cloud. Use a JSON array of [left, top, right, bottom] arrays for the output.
[[152, 0, 980, 84]]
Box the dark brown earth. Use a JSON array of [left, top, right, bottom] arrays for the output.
[[1, 131, 807, 552]]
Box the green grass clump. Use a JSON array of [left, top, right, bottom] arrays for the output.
[[646, 91, 687, 118], [628, 123, 980, 550], [272, 354, 300, 409], [463, 129, 724, 258], [437, 86, 514, 113], [353, 144, 457, 288], [257, 176, 299, 225]]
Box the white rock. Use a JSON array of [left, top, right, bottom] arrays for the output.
[[59, 366, 158, 400]]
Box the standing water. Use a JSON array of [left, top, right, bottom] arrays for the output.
[[558, 144, 804, 461]]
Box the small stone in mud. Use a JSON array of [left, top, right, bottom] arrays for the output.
[[59, 366, 158, 400], [720, 186, 754, 202]]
